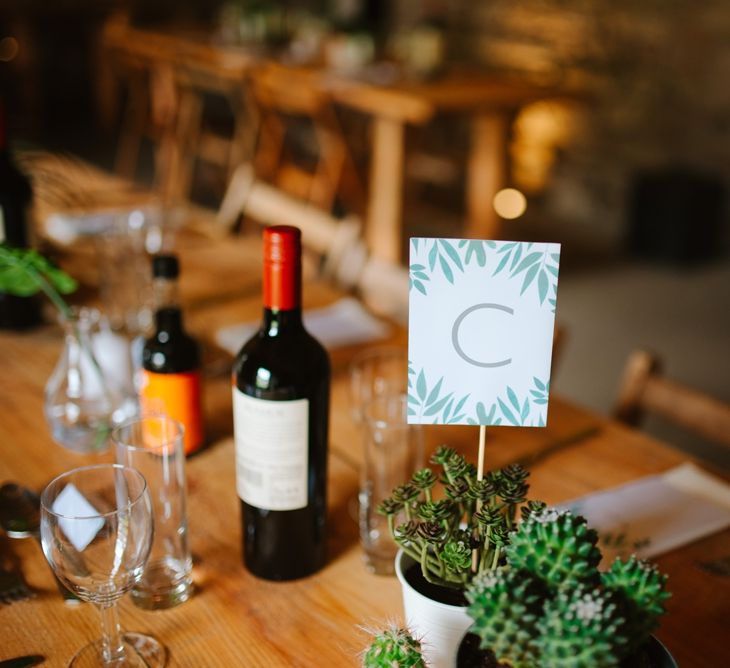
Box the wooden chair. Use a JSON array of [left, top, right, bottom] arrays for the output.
[[108, 48, 177, 186], [613, 350, 730, 449], [213, 163, 363, 289], [248, 62, 363, 214], [161, 50, 256, 203], [102, 15, 255, 203]]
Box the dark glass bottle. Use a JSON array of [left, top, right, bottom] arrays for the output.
[[0, 101, 41, 330], [140, 254, 204, 455], [232, 226, 330, 580]]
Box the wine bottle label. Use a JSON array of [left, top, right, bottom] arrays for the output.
[[139, 369, 203, 455], [232, 389, 309, 511]]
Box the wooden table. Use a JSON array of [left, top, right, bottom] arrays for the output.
[[1, 237, 728, 667], [324, 72, 564, 262]]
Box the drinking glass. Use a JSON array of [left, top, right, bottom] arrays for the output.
[[360, 393, 423, 575], [113, 415, 193, 610], [349, 346, 409, 425], [40, 464, 166, 667]]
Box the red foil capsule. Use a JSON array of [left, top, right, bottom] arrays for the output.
[[263, 226, 302, 311]]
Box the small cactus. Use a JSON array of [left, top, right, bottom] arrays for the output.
[[602, 555, 671, 652], [463, 507, 670, 666], [505, 509, 601, 590], [362, 625, 426, 668], [466, 568, 544, 668], [534, 584, 629, 668]]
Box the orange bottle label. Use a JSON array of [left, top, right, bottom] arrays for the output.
[[140, 369, 203, 455]]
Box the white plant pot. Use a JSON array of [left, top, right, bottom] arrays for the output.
[[395, 550, 471, 668]]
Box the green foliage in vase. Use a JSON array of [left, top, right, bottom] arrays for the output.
[[465, 568, 544, 668], [361, 625, 425, 668], [377, 448, 532, 588], [505, 508, 602, 591], [601, 555, 671, 652], [0, 244, 77, 317]]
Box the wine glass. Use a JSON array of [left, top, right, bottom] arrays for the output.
[[40, 464, 166, 667]]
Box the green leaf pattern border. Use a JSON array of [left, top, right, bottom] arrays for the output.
[[408, 366, 550, 427], [409, 238, 559, 311]]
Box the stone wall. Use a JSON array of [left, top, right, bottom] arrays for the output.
[[426, 0, 730, 253]]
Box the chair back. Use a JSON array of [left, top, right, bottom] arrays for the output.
[[248, 63, 362, 213], [613, 350, 730, 449], [216, 164, 363, 289]]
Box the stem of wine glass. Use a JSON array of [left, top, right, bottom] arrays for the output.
[[97, 601, 125, 664]]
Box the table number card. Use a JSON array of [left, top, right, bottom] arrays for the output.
[[408, 238, 561, 427]]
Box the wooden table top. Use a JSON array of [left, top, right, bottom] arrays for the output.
[[100, 19, 570, 125], [1, 236, 728, 667]]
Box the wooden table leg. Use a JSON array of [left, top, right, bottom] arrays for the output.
[[366, 116, 405, 263], [466, 112, 511, 240]]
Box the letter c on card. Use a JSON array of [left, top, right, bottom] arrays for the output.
[[451, 303, 514, 368]]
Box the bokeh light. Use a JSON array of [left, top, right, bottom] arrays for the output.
[[0, 37, 19, 63], [493, 188, 527, 219]]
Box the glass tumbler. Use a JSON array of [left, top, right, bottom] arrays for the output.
[[360, 393, 423, 575], [349, 346, 408, 426], [113, 415, 193, 609]]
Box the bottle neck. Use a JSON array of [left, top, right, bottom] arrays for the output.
[[155, 306, 183, 332], [152, 277, 182, 332], [263, 257, 301, 311], [153, 276, 180, 310], [262, 306, 303, 336], [0, 101, 6, 153]]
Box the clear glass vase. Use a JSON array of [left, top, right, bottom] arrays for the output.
[[44, 308, 138, 453]]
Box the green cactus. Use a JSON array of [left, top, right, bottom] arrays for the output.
[[505, 509, 601, 591], [602, 555, 671, 652], [534, 584, 629, 668], [361, 625, 426, 668], [465, 568, 544, 668], [460, 507, 670, 667]]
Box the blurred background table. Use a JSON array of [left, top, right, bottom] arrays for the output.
[[97, 18, 568, 263]]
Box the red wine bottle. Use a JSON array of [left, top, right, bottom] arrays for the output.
[[140, 254, 204, 455], [0, 101, 41, 329], [232, 226, 330, 580]]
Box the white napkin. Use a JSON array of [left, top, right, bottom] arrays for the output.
[[561, 462, 730, 562], [215, 297, 390, 355], [53, 484, 104, 552]]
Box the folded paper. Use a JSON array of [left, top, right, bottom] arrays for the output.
[[562, 462, 730, 562], [215, 297, 390, 354]]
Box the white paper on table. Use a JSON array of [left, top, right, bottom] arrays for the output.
[[560, 462, 730, 562], [215, 297, 390, 355], [53, 484, 104, 552], [45, 208, 158, 244]]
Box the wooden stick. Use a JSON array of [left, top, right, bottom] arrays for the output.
[[472, 425, 487, 572], [477, 424, 486, 481]]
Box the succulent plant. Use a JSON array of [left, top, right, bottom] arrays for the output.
[[377, 449, 532, 588], [465, 568, 544, 668], [601, 555, 671, 652], [505, 508, 602, 591], [361, 625, 426, 668], [464, 505, 670, 668], [534, 584, 629, 667]]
